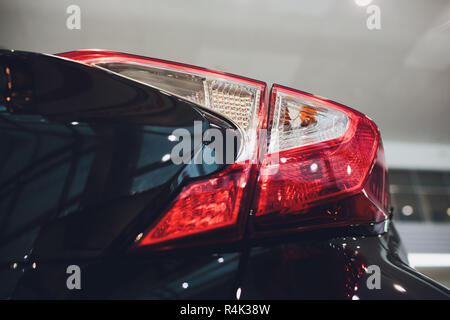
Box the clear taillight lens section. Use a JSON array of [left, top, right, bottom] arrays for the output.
[[58, 51, 261, 141], [269, 90, 348, 152], [252, 85, 389, 233], [97, 62, 260, 133], [57, 50, 266, 248]]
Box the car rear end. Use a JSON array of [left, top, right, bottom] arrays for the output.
[[0, 49, 449, 299]]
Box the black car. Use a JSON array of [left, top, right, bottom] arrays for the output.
[[0, 49, 449, 299]]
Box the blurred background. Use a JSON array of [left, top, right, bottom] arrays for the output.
[[0, 0, 449, 287]]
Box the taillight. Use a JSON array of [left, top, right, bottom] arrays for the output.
[[58, 51, 389, 248], [251, 85, 389, 235], [57, 50, 267, 248], [57, 51, 263, 146], [140, 163, 251, 246]]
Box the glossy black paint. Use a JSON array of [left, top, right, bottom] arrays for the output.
[[0, 50, 449, 299], [0, 50, 238, 297], [240, 222, 450, 299], [5, 220, 450, 299]]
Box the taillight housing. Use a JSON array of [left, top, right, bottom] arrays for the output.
[[57, 50, 267, 249], [58, 51, 389, 249], [251, 85, 389, 235]]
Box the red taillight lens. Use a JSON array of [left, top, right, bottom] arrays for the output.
[[251, 85, 389, 234], [139, 163, 250, 246]]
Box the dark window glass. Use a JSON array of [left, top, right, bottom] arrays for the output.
[[416, 171, 447, 187], [389, 169, 413, 186], [425, 194, 450, 222], [389, 169, 450, 223], [391, 192, 423, 221]]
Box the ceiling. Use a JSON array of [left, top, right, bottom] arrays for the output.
[[1, 0, 449, 167]]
